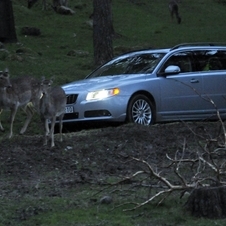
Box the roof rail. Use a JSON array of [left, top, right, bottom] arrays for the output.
[[171, 42, 226, 50]]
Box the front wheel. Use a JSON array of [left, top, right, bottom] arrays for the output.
[[127, 94, 155, 125]]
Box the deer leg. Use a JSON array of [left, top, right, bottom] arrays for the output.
[[8, 106, 18, 138], [175, 11, 181, 24], [177, 16, 181, 24], [20, 104, 34, 135], [0, 121, 4, 132], [43, 118, 49, 146], [59, 114, 64, 142], [0, 109, 5, 132], [171, 11, 174, 20], [50, 117, 56, 148]]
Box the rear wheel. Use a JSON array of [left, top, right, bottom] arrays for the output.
[[127, 94, 155, 125]]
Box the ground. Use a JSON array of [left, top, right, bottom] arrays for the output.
[[0, 120, 224, 198]]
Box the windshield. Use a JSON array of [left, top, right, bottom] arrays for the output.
[[87, 52, 166, 78]]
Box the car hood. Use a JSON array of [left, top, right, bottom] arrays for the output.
[[62, 74, 146, 93]]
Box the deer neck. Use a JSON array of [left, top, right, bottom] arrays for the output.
[[40, 91, 54, 115]]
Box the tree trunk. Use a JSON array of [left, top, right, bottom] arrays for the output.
[[185, 186, 226, 219], [93, 0, 114, 67], [0, 0, 17, 43]]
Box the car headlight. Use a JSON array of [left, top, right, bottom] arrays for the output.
[[86, 88, 120, 101]]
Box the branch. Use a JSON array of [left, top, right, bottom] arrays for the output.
[[122, 189, 173, 211]]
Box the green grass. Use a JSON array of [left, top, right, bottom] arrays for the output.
[[1, 0, 226, 225], [1, 191, 226, 226], [5, 0, 226, 79]]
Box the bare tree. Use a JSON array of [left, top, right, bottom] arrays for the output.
[[93, 0, 114, 67], [0, 0, 17, 43]]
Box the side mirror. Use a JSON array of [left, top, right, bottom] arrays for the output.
[[164, 65, 181, 74]]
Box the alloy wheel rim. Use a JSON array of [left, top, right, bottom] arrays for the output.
[[132, 99, 152, 125]]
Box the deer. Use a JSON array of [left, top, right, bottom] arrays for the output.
[[0, 68, 42, 138], [168, 0, 181, 24], [39, 77, 66, 148]]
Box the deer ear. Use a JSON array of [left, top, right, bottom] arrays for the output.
[[50, 76, 55, 84], [3, 68, 9, 77], [4, 68, 9, 74]]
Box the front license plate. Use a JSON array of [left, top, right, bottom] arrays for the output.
[[65, 106, 74, 113]]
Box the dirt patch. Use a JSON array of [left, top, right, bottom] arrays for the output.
[[0, 121, 224, 198]]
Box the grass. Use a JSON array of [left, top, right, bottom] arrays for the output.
[[1, 0, 226, 225], [1, 190, 226, 225]]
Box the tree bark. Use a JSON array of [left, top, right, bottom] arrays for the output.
[[0, 0, 17, 43], [185, 186, 226, 219], [93, 0, 114, 67]]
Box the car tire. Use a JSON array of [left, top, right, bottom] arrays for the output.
[[127, 94, 155, 125]]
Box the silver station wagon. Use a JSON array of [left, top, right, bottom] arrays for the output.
[[62, 43, 226, 126]]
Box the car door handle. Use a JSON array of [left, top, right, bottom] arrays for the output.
[[190, 79, 199, 83]]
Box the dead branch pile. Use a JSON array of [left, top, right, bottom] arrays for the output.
[[97, 120, 226, 219]]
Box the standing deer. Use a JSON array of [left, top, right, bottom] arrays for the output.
[[39, 77, 66, 148], [168, 0, 181, 24], [0, 68, 42, 138]]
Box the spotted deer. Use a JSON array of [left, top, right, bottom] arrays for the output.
[[0, 68, 42, 138], [39, 77, 66, 148], [168, 0, 181, 24]]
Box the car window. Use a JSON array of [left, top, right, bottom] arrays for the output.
[[192, 50, 226, 72], [87, 53, 166, 78], [159, 52, 193, 74]]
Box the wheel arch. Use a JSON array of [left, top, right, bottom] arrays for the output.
[[126, 90, 157, 122]]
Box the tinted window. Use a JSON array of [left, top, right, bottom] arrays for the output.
[[192, 50, 226, 71]]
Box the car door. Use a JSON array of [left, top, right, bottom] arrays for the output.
[[200, 50, 226, 118], [157, 52, 206, 121]]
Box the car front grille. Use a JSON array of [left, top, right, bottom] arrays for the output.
[[66, 94, 78, 104]]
